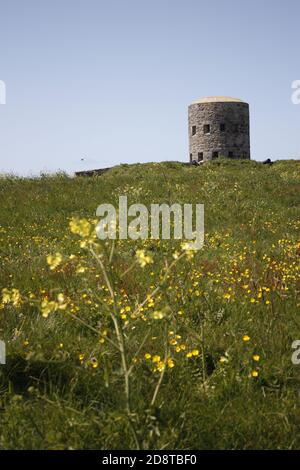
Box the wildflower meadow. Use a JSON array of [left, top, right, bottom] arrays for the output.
[[0, 160, 299, 449]]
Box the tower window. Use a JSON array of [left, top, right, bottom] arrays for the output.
[[198, 152, 203, 162], [212, 151, 219, 160], [203, 124, 210, 134], [220, 123, 226, 132], [228, 151, 234, 158], [190, 153, 193, 163], [191, 126, 196, 136]]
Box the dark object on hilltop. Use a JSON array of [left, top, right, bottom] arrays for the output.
[[262, 158, 273, 165], [75, 167, 111, 177]]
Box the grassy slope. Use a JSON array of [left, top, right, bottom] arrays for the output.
[[0, 159, 299, 449]]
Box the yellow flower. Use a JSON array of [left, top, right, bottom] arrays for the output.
[[136, 249, 154, 268], [76, 265, 86, 274], [98, 329, 107, 343], [191, 349, 199, 356], [180, 242, 195, 259], [69, 218, 91, 238], [167, 358, 175, 368], [2, 288, 22, 307], [40, 294, 68, 318], [155, 361, 165, 372], [181, 242, 193, 251], [223, 293, 231, 300], [46, 253, 62, 270], [9, 289, 16, 304], [152, 355, 161, 363], [57, 293, 67, 309], [219, 356, 228, 364], [243, 335, 251, 342], [90, 358, 99, 369], [251, 370, 259, 378], [41, 300, 58, 318], [144, 353, 151, 360], [79, 353, 85, 362], [2, 288, 11, 304], [253, 355, 260, 362], [152, 310, 164, 320]]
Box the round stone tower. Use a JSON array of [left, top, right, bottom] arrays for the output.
[[188, 96, 250, 163]]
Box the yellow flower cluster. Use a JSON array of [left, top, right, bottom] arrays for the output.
[[144, 353, 175, 372], [69, 218, 92, 238], [46, 252, 63, 270], [41, 293, 68, 318], [1, 288, 22, 307], [152, 310, 165, 320], [135, 249, 154, 268], [186, 349, 200, 358], [180, 242, 195, 260]]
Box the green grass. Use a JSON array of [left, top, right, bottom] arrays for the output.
[[0, 159, 299, 449]]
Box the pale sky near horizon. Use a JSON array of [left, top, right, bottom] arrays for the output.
[[0, 0, 299, 175]]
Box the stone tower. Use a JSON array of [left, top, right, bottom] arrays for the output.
[[188, 96, 250, 162]]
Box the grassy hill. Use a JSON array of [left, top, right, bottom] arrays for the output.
[[0, 159, 299, 449]]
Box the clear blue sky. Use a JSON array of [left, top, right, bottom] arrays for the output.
[[0, 0, 299, 175]]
